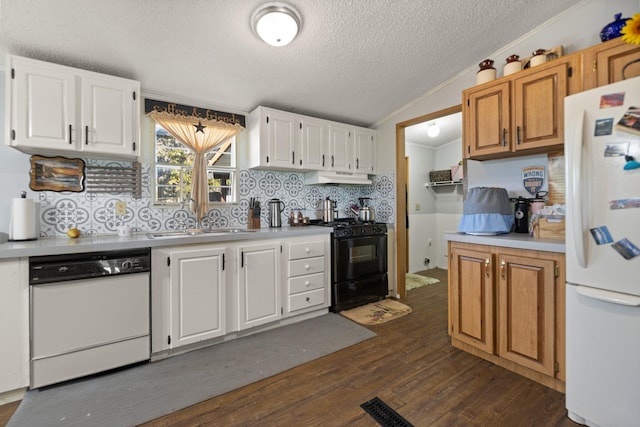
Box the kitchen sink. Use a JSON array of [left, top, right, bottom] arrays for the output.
[[146, 228, 255, 239]]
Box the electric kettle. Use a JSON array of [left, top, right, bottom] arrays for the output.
[[322, 197, 337, 223], [268, 198, 285, 228]]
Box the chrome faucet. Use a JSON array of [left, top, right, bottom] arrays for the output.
[[181, 197, 201, 229]]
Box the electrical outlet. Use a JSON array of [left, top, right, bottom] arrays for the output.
[[415, 203, 420, 211], [115, 200, 126, 216], [424, 258, 430, 266]]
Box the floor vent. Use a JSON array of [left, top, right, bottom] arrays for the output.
[[360, 397, 414, 427]]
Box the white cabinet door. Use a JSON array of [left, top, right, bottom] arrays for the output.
[[354, 127, 376, 174], [328, 122, 352, 172], [237, 241, 281, 330], [301, 117, 326, 170], [266, 109, 300, 169], [10, 57, 77, 152], [0, 258, 29, 394], [151, 245, 226, 352], [81, 75, 139, 157], [170, 247, 226, 348]]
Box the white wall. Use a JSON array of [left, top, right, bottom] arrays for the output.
[[406, 138, 464, 271], [375, 0, 638, 275]]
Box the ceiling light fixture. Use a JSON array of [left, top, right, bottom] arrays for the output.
[[427, 123, 440, 138], [251, 2, 301, 47]]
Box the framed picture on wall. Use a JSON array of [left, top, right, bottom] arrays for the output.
[[29, 155, 85, 192]]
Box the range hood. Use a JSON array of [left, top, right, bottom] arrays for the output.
[[304, 171, 372, 185]]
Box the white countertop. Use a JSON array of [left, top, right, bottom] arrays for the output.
[[0, 226, 333, 259], [443, 231, 565, 253]]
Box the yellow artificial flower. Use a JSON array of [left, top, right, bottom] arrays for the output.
[[621, 13, 640, 45]]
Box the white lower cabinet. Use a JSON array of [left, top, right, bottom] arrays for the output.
[[284, 236, 330, 315], [152, 245, 227, 353], [150, 233, 331, 356], [0, 258, 29, 396], [237, 241, 282, 330]]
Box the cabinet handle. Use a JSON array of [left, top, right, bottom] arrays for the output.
[[502, 128, 507, 146], [516, 126, 521, 145], [305, 248, 310, 253], [292, 151, 295, 165], [68, 124, 73, 144], [485, 258, 490, 278], [305, 280, 310, 287], [322, 154, 325, 167], [85, 125, 89, 145], [305, 264, 310, 270], [306, 297, 310, 302], [331, 155, 334, 167], [356, 158, 359, 169], [501, 259, 506, 279]]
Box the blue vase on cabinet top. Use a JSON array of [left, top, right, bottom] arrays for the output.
[[600, 13, 630, 42]]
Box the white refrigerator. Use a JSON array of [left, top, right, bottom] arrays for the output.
[[565, 76, 640, 427]]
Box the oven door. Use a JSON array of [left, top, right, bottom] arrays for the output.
[[333, 234, 387, 282]]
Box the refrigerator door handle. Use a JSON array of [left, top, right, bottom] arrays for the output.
[[576, 285, 640, 307], [571, 109, 587, 268]]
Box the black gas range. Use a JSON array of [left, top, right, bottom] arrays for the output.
[[311, 218, 389, 312], [310, 218, 387, 237]]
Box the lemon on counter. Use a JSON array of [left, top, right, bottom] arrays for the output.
[[67, 228, 81, 238]]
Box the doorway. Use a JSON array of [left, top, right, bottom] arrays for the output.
[[394, 105, 462, 298]]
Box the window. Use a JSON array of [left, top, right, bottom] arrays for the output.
[[154, 124, 236, 205]]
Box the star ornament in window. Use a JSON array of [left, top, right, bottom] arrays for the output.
[[194, 121, 206, 134]]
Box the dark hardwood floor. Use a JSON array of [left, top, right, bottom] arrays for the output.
[[1, 268, 577, 427]]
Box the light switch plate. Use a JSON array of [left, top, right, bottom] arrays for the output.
[[115, 201, 126, 216]]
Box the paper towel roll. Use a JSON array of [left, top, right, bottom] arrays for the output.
[[9, 197, 38, 241]]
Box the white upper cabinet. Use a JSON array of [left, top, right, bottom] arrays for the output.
[[7, 55, 140, 159], [248, 106, 301, 170], [248, 106, 375, 174], [300, 116, 326, 170], [327, 122, 352, 173], [80, 75, 138, 157], [353, 127, 376, 174]]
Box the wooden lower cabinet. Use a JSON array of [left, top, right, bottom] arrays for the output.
[[448, 241, 565, 392]]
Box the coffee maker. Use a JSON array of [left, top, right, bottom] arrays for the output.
[[513, 197, 531, 233]]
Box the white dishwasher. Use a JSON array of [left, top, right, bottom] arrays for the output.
[[29, 248, 150, 389]]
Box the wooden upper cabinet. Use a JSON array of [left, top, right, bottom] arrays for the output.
[[582, 37, 640, 90], [512, 60, 570, 152], [464, 81, 511, 158], [462, 53, 580, 160]]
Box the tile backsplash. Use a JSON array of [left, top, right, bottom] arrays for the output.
[[34, 159, 395, 237]]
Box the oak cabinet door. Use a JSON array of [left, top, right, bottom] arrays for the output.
[[450, 246, 495, 354], [463, 81, 511, 159], [497, 254, 555, 376]]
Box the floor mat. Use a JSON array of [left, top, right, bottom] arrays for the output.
[[406, 273, 439, 291], [340, 299, 411, 325], [8, 313, 375, 427]]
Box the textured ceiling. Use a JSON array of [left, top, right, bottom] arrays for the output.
[[0, 0, 580, 128]]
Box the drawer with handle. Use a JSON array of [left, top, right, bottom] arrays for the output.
[[288, 288, 326, 312], [288, 272, 325, 294], [288, 256, 324, 277], [288, 241, 325, 260]]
